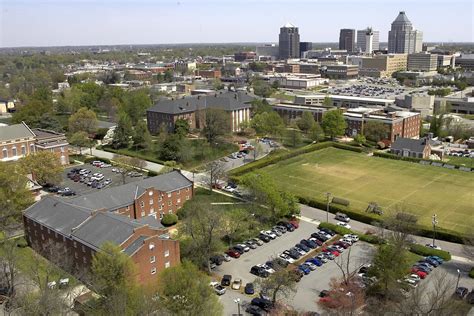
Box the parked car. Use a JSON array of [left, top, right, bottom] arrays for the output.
[[245, 305, 264, 316], [275, 225, 287, 233], [277, 221, 295, 232], [337, 222, 351, 229], [261, 230, 277, 239], [251, 297, 273, 311], [466, 290, 474, 304], [222, 253, 231, 262], [232, 245, 245, 254], [311, 232, 329, 242], [245, 240, 257, 249], [304, 261, 317, 271], [298, 264, 311, 275], [293, 246, 307, 256], [306, 257, 323, 267], [279, 253, 295, 263], [252, 238, 264, 246], [210, 255, 224, 265], [221, 275, 232, 287], [334, 241, 350, 249], [322, 250, 337, 259], [412, 270, 427, 279], [344, 234, 359, 242], [226, 249, 240, 258], [61, 190, 76, 196], [427, 256, 444, 264], [289, 220, 299, 229], [284, 249, 301, 260], [271, 228, 283, 237], [290, 269, 304, 282], [454, 287, 468, 299], [245, 282, 255, 295], [422, 258, 440, 267], [425, 243, 442, 250], [412, 266, 430, 274], [250, 266, 269, 278], [295, 243, 311, 253], [301, 239, 317, 249], [257, 264, 275, 274], [237, 244, 250, 252], [267, 258, 288, 269], [232, 279, 242, 290], [309, 237, 323, 246], [316, 253, 328, 263], [258, 234, 271, 243], [319, 227, 335, 236], [210, 282, 226, 295]]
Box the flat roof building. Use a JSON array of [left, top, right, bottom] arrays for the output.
[[360, 54, 408, 78], [407, 53, 438, 72], [357, 28, 380, 53], [279, 23, 300, 59], [339, 29, 356, 52], [294, 94, 395, 108]]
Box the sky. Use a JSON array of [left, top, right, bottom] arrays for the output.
[[0, 0, 473, 47]]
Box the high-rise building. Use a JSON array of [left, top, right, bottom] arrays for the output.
[[388, 11, 423, 54], [279, 23, 300, 59], [339, 29, 356, 52], [299, 42, 313, 57], [357, 27, 380, 53]]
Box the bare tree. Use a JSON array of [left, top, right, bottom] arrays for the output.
[[333, 245, 365, 286], [113, 155, 146, 184], [204, 161, 226, 192]]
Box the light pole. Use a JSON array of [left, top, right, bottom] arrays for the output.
[[432, 214, 438, 247], [346, 291, 355, 316], [233, 298, 241, 316], [326, 192, 332, 223], [456, 269, 461, 289]]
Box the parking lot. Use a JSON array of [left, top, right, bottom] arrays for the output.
[[55, 162, 146, 197], [213, 220, 375, 314]]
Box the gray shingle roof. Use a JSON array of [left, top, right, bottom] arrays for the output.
[[391, 137, 428, 153], [69, 170, 192, 211], [0, 122, 35, 142], [71, 212, 142, 251], [123, 235, 147, 256], [24, 196, 92, 235], [147, 91, 254, 115]]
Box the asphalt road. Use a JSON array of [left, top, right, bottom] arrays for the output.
[[213, 219, 375, 315]]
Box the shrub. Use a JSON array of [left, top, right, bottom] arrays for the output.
[[84, 157, 111, 164], [358, 234, 385, 245], [161, 214, 178, 227], [469, 267, 474, 279], [408, 244, 451, 261], [332, 143, 363, 153], [148, 170, 159, 177]]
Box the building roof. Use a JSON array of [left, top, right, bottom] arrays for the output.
[[283, 22, 296, 28], [71, 212, 142, 251], [123, 235, 148, 256], [147, 91, 254, 115], [393, 11, 412, 24], [0, 122, 35, 142], [391, 137, 428, 153], [69, 170, 192, 211], [24, 196, 92, 236]]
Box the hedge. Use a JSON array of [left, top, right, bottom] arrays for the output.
[[102, 146, 165, 165], [318, 222, 352, 235], [469, 267, 474, 279], [148, 170, 159, 177], [408, 244, 452, 261], [318, 222, 385, 245], [332, 143, 363, 153], [373, 151, 466, 170], [84, 157, 111, 164], [161, 214, 178, 227]]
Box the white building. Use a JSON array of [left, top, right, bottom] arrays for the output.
[[357, 28, 380, 53]]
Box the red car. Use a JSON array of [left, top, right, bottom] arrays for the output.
[[226, 249, 240, 258], [323, 249, 340, 257], [334, 241, 350, 249], [410, 268, 427, 279], [289, 220, 299, 229]]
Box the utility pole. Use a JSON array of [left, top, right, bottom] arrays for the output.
[[326, 192, 332, 222], [432, 214, 438, 247], [456, 269, 461, 289], [233, 298, 241, 316]]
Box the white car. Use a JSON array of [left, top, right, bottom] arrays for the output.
[[271, 228, 282, 237], [304, 262, 317, 271], [238, 244, 250, 252], [340, 238, 352, 245], [210, 281, 226, 295], [258, 264, 275, 274], [279, 253, 295, 264], [224, 186, 235, 193], [337, 222, 351, 229], [222, 253, 231, 262], [344, 234, 359, 242], [408, 274, 421, 282], [332, 245, 345, 252], [252, 238, 264, 246], [403, 278, 419, 288], [425, 243, 442, 250], [261, 230, 277, 239], [293, 247, 307, 256]]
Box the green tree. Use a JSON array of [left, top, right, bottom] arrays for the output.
[[90, 242, 139, 315], [121, 89, 151, 125], [252, 79, 273, 97], [322, 95, 333, 107], [68, 107, 98, 134], [69, 131, 92, 155], [163, 69, 174, 82], [285, 127, 302, 148], [112, 112, 133, 149], [321, 110, 347, 139], [296, 111, 316, 133], [132, 120, 152, 150], [212, 78, 224, 90], [159, 134, 182, 161], [363, 121, 389, 142], [12, 99, 53, 127], [353, 134, 366, 144], [174, 118, 190, 137], [20, 151, 64, 185], [429, 113, 445, 137], [0, 163, 34, 228], [251, 111, 285, 137], [157, 261, 223, 316], [251, 99, 272, 115], [202, 108, 230, 144], [309, 122, 325, 142]]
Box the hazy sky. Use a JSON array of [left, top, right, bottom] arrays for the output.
[[1, 0, 473, 47]]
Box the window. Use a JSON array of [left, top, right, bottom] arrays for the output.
[[186, 195, 190, 201], [74, 252, 78, 259], [30, 144, 34, 153], [186, 187, 190, 192], [141, 211, 145, 217], [167, 193, 171, 198], [12, 147, 16, 157], [149, 199, 153, 205], [164, 250, 170, 257], [158, 196, 162, 202], [41, 234, 45, 240], [165, 262, 170, 268], [150, 256, 156, 263], [177, 189, 180, 194], [159, 205, 163, 211], [168, 209, 172, 214], [150, 207, 155, 214], [140, 201, 145, 208], [177, 198, 181, 203], [73, 241, 77, 248], [149, 191, 153, 196], [149, 243, 155, 250], [168, 201, 172, 206], [151, 267, 156, 275], [40, 225, 43, 231], [21, 146, 26, 156], [126, 205, 130, 211], [82, 245, 85, 253]]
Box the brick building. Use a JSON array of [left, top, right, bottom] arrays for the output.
[[0, 122, 69, 165], [23, 170, 192, 284], [147, 91, 254, 133], [196, 69, 222, 79], [390, 137, 431, 159], [343, 107, 420, 142]]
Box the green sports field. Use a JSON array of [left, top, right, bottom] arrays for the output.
[[258, 147, 474, 232]]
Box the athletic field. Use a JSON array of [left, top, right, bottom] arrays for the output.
[[258, 147, 474, 232]]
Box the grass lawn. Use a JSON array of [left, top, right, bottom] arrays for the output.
[[256, 147, 474, 233], [445, 155, 474, 167]]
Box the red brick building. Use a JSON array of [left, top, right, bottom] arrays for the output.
[[0, 122, 69, 165], [343, 108, 420, 143], [23, 170, 192, 284], [197, 69, 222, 79]]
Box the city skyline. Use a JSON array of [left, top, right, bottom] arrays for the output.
[[0, 0, 473, 48]]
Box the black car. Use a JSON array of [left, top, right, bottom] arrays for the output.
[[454, 287, 468, 299], [46, 186, 60, 193], [250, 266, 269, 278], [320, 228, 335, 236], [245, 282, 255, 295], [284, 249, 301, 260], [61, 190, 76, 196], [311, 232, 328, 242], [221, 274, 232, 286], [301, 239, 318, 249], [232, 245, 245, 254], [278, 221, 295, 232], [296, 243, 311, 253], [251, 298, 273, 311], [210, 255, 224, 265], [246, 305, 264, 316], [466, 290, 474, 304], [258, 234, 271, 243]]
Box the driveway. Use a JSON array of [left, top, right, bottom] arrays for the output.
[[213, 220, 375, 314]]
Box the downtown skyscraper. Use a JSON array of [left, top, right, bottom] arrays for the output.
[[388, 11, 423, 54], [279, 23, 300, 59]]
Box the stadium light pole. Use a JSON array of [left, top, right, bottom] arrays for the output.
[[326, 192, 332, 223], [233, 298, 241, 316], [432, 214, 438, 247]]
